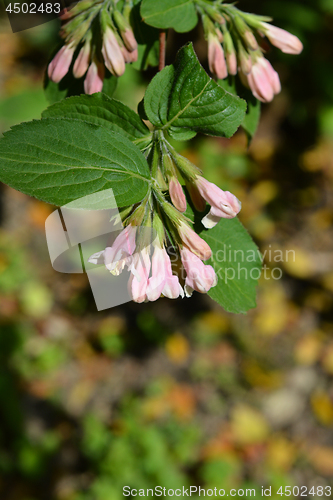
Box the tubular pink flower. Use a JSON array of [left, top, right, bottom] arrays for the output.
[[102, 27, 125, 76], [208, 34, 228, 80], [194, 176, 241, 228], [146, 245, 183, 301], [84, 59, 105, 94], [48, 44, 75, 83], [88, 225, 137, 275], [128, 248, 151, 303], [178, 221, 212, 261], [169, 177, 187, 213], [261, 22, 303, 55], [73, 43, 90, 78], [181, 247, 217, 297]]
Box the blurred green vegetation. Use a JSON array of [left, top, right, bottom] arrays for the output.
[[0, 0, 333, 499]]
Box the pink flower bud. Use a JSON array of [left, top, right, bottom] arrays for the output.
[[121, 28, 138, 52], [261, 22, 303, 55], [102, 27, 125, 77], [48, 44, 75, 83], [178, 221, 212, 261], [181, 247, 217, 297], [226, 51, 238, 76], [186, 182, 206, 212], [194, 176, 241, 228], [246, 57, 281, 102], [169, 177, 187, 213], [121, 47, 138, 63], [73, 43, 90, 78], [244, 30, 258, 51], [208, 34, 228, 80], [84, 59, 105, 94]]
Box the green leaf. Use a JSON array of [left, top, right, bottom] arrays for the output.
[[141, 0, 198, 32], [0, 119, 151, 207], [202, 219, 262, 314], [44, 48, 117, 105], [219, 76, 261, 141], [144, 43, 247, 138], [185, 200, 261, 314], [42, 94, 150, 142]]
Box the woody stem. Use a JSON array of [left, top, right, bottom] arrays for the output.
[[159, 30, 167, 71]]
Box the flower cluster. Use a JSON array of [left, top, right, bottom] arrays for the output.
[[200, 2, 303, 102], [48, 0, 137, 94], [89, 134, 241, 303]]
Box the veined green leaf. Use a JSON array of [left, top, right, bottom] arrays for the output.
[[141, 0, 198, 33], [42, 94, 150, 142], [185, 200, 261, 314], [144, 44, 247, 139], [203, 219, 262, 314], [0, 118, 151, 207]]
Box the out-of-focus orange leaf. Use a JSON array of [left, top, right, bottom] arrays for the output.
[[267, 436, 297, 471], [242, 359, 282, 389], [321, 343, 333, 375], [294, 333, 323, 365], [309, 446, 333, 476], [231, 405, 270, 445], [311, 392, 333, 426], [165, 332, 189, 364]]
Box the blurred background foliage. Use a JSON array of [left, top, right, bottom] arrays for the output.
[[0, 0, 333, 498]]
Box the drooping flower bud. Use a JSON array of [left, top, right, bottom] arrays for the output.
[[260, 22, 303, 55], [102, 27, 126, 76], [48, 43, 76, 83], [146, 244, 183, 301], [84, 59, 105, 94], [177, 221, 212, 261], [223, 30, 237, 75], [169, 177, 187, 213], [113, 10, 138, 52], [246, 56, 281, 102], [208, 34, 228, 80], [73, 40, 91, 78], [234, 15, 258, 51]]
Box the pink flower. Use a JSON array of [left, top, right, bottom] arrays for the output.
[[128, 248, 151, 303], [261, 22, 303, 55], [208, 34, 228, 80], [146, 245, 183, 301], [245, 57, 281, 102], [178, 221, 212, 261], [181, 247, 217, 297], [101, 27, 125, 77], [73, 43, 90, 78], [169, 177, 187, 212], [84, 59, 105, 94], [194, 176, 241, 228], [88, 225, 137, 275], [48, 43, 75, 83]]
